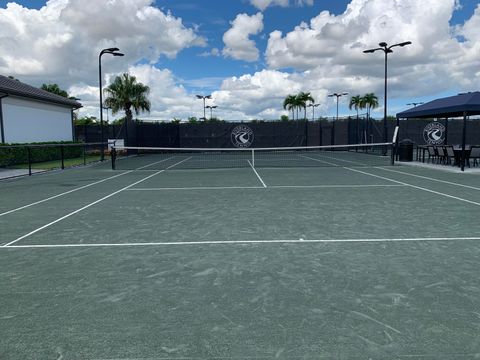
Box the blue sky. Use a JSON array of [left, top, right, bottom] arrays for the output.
[[0, 0, 479, 121]]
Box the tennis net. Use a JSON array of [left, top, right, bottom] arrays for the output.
[[111, 142, 395, 170]]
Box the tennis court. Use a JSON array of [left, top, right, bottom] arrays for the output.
[[1, 146, 480, 359]]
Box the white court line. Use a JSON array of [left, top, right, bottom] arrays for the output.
[[315, 155, 368, 166], [248, 160, 267, 188], [0, 156, 178, 218], [125, 184, 405, 191], [2, 157, 192, 247], [3, 236, 480, 249], [347, 167, 480, 207], [127, 186, 264, 191], [0, 171, 133, 217], [298, 154, 340, 166], [377, 167, 480, 191]]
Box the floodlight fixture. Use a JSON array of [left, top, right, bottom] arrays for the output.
[[363, 40, 412, 144], [196, 94, 212, 120]]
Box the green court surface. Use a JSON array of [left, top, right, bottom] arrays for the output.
[[1, 158, 480, 359]]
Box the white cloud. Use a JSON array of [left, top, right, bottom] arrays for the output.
[[0, 0, 205, 86], [198, 48, 221, 57], [250, 0, 289, 11], [265, 0, 480, 102], [250, 0, 313, 11], [2, 0, 480, 122], [222, 12, 264, 62]]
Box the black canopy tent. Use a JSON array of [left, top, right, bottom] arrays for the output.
[[396, 91, 480, 171]]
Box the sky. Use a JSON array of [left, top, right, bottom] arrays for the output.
[[0, 0, 479, 122]]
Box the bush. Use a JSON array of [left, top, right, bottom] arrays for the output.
[[0, 141, 84, 167]]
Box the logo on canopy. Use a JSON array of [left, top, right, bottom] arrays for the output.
[[231, 125, 254, 148], [423, 122, 445, 145]]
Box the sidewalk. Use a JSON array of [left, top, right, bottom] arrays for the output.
[[0, 168, 43, 180], [398, 160, 480, 174]]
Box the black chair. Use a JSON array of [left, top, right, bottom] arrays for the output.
[[470, 146, 480, 167], [436, 146, 446, 164], [444, 145, 456, 166], [427, 146, 437, 163]]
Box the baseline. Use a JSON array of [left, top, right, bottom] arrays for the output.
[[2, 157, 192, 247], [3, 236, 480, 249]]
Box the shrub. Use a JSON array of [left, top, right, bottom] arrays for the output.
[[0, 141, 83, 167]]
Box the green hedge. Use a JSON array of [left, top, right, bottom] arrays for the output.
[[0, 141, 84, 167]]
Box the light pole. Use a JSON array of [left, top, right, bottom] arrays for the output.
[[196, 94, 212, 120], [307, 103, 320, 121], [363, 41, 411, 144], [328, 93, 348, 145], [103, 106, 110, 123], [99, 47, 124, 160], [205, 105, 218, 120]]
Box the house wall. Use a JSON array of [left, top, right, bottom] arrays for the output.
[[2, 96, 73, 143]]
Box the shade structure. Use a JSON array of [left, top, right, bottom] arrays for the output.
[[396, 92, 480, 119], [396, 91, 480, 171]]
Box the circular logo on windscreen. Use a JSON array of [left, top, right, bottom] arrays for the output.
[[231, 125, 254, 148], [423, 122, 445, 145]]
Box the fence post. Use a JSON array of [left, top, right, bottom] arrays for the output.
[[60, 145, 65, 169], [111, 147, 116, 170], [27, 146, 32, 176]]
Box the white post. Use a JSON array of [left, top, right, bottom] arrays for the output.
[[252, 149, 255, 168]]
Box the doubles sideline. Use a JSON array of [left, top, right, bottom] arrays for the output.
[[0, 156, 178, 218], [2, 157, 192, 247]]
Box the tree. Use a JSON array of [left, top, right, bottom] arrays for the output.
[[74, 116, 99, 125], [361, 93, 379, 120], [349, 95, 362, 143], [103, 73, 151, 125], [297, 92, 315, 120], [41, 83, 70, 98], [283, 94, 297, 120], [349, 95, 362, 118], [360, 93, 379, 143]]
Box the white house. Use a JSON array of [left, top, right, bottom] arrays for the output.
[[0, 75, 81, 144]]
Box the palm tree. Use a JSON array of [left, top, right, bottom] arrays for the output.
[[349, 95, 362, 117], [103, 73, 151, 125], [360, 93, 379, 143], [297, 92, 315, 120], [41, 83, 69, 98], [283, 94, 297, 120], [349, 95, 362, 143], [361, 93, 379, 119]]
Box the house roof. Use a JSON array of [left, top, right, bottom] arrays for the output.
[[0, 75, 81, 109], [396, 91, 480, 119]]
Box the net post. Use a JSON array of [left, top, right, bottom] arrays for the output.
[[391, 125, 399, 166], [111, 147, 116, 170], [252, 149, 255, 167]]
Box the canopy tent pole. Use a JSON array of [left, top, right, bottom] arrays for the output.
[[461, 111, 467, 171], [395, 115, 401, 161], [444, 117, 448, 145]]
